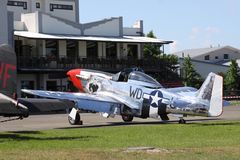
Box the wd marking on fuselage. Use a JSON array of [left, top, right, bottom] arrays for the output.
[[130, 86, 143, 99]]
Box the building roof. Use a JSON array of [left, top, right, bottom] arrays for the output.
[[173, 46, 240, 58], [14, 31, 173, 44]]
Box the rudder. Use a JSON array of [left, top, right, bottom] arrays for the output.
[[196, 72, 223, 117]]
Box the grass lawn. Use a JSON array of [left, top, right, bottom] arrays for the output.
[[230, 100, 240, 106], [0, 121, 240, 160]]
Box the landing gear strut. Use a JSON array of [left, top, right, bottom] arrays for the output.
[[178, 118, 186, 124], [122, 114, 134, 122]]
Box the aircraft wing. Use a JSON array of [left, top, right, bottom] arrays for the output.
[[0, 98, 23, 116], [0, 93, 28, 117], [21, 89, 123, 114]]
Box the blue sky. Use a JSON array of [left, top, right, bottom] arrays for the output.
[[79, 0, 240, 53]]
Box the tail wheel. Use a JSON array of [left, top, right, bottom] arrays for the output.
[[122, 114, 134, 122], [68, 113, 82, 125]]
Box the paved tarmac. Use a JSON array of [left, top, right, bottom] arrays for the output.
[[0, 106, 239, 132]]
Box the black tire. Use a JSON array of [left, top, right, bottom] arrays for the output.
[[122, 114, 134, 122], [21, 111, 29, 118], [68, 112, 81, 125], [178, 119, 186, 124]]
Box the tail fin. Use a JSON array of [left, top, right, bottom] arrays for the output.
[[0, 44, 17, 98], [196, 72, 223, 117]]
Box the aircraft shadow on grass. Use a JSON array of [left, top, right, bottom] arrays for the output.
[[56, 118, 225, 130], [0, 131, 97, 142]]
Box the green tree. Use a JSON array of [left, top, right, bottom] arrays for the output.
[[224, 60, 239, 91], [143, 30, 178, 64], [161, 54, 178, 65], [182, 55, 202, 88], [143, 30, 180, 83], [144, 31, 162, 58]]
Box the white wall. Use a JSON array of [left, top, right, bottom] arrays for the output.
[[0, 0, 9, 45], [21, 13, 38, 32], [122, 43, 128, 59], [14, 21, 25, 31], [30, 0, 46, 13], [98, 42, 105, 58], [194, 48, 240, 63], [179, 59, 229, 78], [123, 27, 140, 36], [84, 19, 120, 37], [59, 40, 66, 57], [78, 41, 86, 58], [41, 13, 80, 34], [44, 0, 76, 22], [41, 40, 46, 56], [102, 43, 106, 58], [7, 0, 77, 22], [137, 44, 141, 59]]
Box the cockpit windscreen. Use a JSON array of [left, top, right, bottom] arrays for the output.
[[128, 71, 163, 87]]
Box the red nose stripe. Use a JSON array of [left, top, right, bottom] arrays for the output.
[[67, 69, 84, 92]]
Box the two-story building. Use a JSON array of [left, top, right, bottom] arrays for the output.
[[173, 46, 240, 78], [2, 0, 174, 96]]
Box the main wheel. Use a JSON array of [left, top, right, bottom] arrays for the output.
[[122, 114, 134, 122], [68, 113, 82, 125], [178, 118, 186, 124]]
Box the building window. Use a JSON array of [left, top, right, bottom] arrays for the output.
[[21, 80, 34, 97], [106, 42, 117, 59], [7, 1, 27, 10], [50, 3, 73, 11], [215, 56, 218, 59], [67, 80, 78, 92], [224, 54, 229, 59], [127, 45, 138, 59], [204, 55, 210, 60], [87, 41, 98, 59], [36, 2, 40, 8], [46, 40, 58, 61], [67, 40, 78, 58], [15, 40, 22, 57], [46, 81, 58, 91]]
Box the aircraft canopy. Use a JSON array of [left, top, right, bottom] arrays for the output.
[[128, 71, 163, 88]]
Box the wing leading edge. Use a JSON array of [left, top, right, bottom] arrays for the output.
[[21, 89, 122, 114]]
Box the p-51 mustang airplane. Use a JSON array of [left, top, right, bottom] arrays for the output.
[[22, 68, 223, 125]]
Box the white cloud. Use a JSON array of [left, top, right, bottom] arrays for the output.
[[205, 27, 220, 34]]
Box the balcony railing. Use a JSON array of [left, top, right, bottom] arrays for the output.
[[17, 56, 177, 72]]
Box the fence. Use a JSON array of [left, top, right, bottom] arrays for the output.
[[223, 90, 240, 100]]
